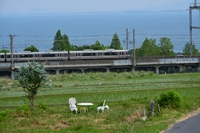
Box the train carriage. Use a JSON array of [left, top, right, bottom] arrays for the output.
[[5, 51, 69, 62], [69, 49, 129, 60]]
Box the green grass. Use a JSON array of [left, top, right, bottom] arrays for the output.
[[0, 72, 200, 133]]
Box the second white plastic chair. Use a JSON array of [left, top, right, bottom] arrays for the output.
[[97, 100, 109, 113]]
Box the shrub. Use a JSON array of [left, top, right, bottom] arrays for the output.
[[157, 90, 183, 109]]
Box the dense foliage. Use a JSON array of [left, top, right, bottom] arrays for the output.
[[183, 42, 199, 56], [157, 89, 183, 109], [51, 29, 72, 51], [135, 37, 175, 57], [73, 40, 106, 50], [110, 33, 123, 50], [158, 37, 174, 56], [0, 49, 9, 53], [136, 38, 159, 57], [23, 45, 39, 52]]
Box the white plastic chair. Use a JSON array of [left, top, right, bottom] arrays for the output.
[[97, 100, 109, 113], [69, 97, 78, 113]]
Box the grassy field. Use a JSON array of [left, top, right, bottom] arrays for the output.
[[0, 72, 200, 133]]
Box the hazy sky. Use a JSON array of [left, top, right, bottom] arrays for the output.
[[0, 0, 194, 14]]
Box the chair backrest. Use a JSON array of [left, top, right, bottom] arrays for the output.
[[69, 97, 76, 105], [102, 100, 106, 106]]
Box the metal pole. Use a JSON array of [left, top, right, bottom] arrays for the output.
[[126, 28, 128, 50], [133, 29, 136, 67], [189, 7, 193, 57], [10, 34, 14, 79]]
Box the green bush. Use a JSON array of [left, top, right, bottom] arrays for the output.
[[157, 90, 183, 109]]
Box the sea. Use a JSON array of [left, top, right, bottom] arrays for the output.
[[0, 11, 200, 53]]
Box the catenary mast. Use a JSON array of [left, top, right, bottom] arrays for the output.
[[189, 0, 200, 56]]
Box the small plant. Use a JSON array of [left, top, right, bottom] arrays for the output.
[[157, 89, 183, 109], [139, 71, 145, 77], [0, 110, 10, 122], [37, 102, 47, 110], [16, 104, 31, 117], [126, 75, 132, 79], [149, 71, 154, 76]]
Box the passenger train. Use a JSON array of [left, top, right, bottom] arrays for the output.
[[0, 49, 129, 62]]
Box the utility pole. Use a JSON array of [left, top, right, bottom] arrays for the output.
[[10, 34, 14, 79], [126, 28, 129, 50], [133, 29, 136, 67], [189, 0, 200, 56]]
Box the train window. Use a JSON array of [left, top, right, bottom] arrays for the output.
[[63, 54, 68, 57], [0, 55, 4, 58], [112, 52, 117, 55], [7, 55, 11, 58], [76, 53, 80, 56], [98, 53, 102, 55], [20, 54, 33, 58], [42, 54, 56, 57], [82, 53, 95, 56], [105, 52, 117, 55], [105, 52, 111, 55], [35, 54, 39, 57]]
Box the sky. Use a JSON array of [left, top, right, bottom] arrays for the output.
[[0, 0, 195, 14]]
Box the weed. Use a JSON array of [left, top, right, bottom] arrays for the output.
[[16, 104, 31, 117], [0, 110, 10, 122], [37, 102, 47, 110]]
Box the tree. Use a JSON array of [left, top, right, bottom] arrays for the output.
[[73, 44, 90, 51], [0, 49, 9, 53], [139, 38, 159, 57], [183, 42, 199, 56], [91, 40, 105, 50], [62, 34, 71, 51], [135, 48, 143, 57], [24, 45, 39, 52], [51, 29, 63, 51], [51, 29, 72, 51], [110, 33, 122, 50], [16, 61, 48, 110], [158, 37, 174, 56], [73, 40, 105, 50]]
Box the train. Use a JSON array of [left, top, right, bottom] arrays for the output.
[[0, 49, 129, 62]]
